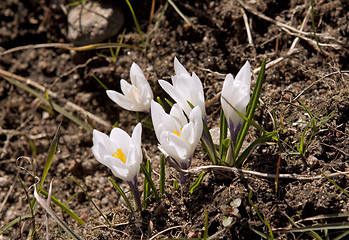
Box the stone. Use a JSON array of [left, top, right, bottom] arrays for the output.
[[67, 1, 124, 45]]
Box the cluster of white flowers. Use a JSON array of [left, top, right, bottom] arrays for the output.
[[91, 57, 251, 195]]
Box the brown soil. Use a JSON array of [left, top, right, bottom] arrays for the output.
[[0, 0, 348, 239]]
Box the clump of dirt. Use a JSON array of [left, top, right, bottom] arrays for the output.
[[0, 0, 348, 239]]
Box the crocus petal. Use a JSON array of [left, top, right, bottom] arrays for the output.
[[91, 124, 142, 183], [107, 63, 153, 112], [151, 101, 202, 169], [221, 61, 251, 144], [106, 90, 138, 111], [158, 58, 206, 118], [158, 80, 193, 115], [174, 57, 190, 76]]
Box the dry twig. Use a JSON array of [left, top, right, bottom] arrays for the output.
[[167, 156, 349, 181]]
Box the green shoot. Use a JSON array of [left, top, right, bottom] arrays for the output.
[[124, 0, 145, 48], [248, 189, 274, 239], [69, 176, 112, 227], [140, 163, 160, 202], [322, 173, 349, 198], [143, 159, 152, 209], [173, 179, 179, 191], [145, 2, 169, 49], [114, 28, 126, 62], [219, 108, 228, 158], [294, 99, 335, 160], [39, 123, 60, 191], [160, 154, 166, 197], [91, 74, 109, 90], [109, 178, 135, 214], [310, 0, 323, 54], [189, 172, 206, 194]]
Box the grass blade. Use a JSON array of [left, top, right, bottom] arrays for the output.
[[323, 173, 349, 198], [40, 189, 85, 225], [3, 76, 92, 133], [140, 163, 160, 202], [69, 176, 111, 227], [125, 0, 145, 48], [39, 124, 60, 190], [167, 0, 192, 25], [0, 214, 32, 235], [34, 185, 82, 240], [108, 178, 135, 214], [248, 189, 274, 239], [91, 74, 109, 90]]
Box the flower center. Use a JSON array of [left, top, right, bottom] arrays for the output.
[[174, 128, 183, 137], [112, 149, 127, 164]]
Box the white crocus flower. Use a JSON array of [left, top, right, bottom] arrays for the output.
[[107, 63, 153, 113], [221, 61, 251, 145], [151, 100, 203, 184], [92, 123, 142, 210], [158, 57, 206, 118]]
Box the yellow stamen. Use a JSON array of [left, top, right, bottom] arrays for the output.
[[173, 128, 183, 137], [112, 149, 127, 164]]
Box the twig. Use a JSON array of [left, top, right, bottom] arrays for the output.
[[149, 224, 187, 240], [0, 159, 23, 212], [237, 0, 340, 43], [253, 49, 298, 74], [0, 69, 111, 129], [0, 43, 72, 56], [288, 6, 312, 54], [167, 157, 349, 181], [240, 8, 254, 46]]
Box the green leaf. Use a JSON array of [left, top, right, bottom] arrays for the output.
[[219, 108, 228, 158], [124, 0, 144, 48], [173, 179, 179, 191], [40, 123, 60, 190], [109, 178, 135, 214], [235, 131, 278, 167], [40, 189, 85, 225], [34, 185, 82, 240], [140, 163, 160, 202], [189, 172, 206, 194], [160, 154, 166, 196], [143, 159, 151, 209], [0, 214, 32, 235], [234, 57, 267, 161], [70, 176, 111, 227]]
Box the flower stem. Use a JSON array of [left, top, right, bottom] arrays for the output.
[[128, 179, 141, 212]]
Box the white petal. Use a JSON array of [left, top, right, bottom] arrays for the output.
[[169, 104, 187, 126], [158, 80, 192, 116], [130, 63, 146, 87], [174, 57, 189, 76], [131, 122, 142, 148], [235, 61, 251, 88]]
